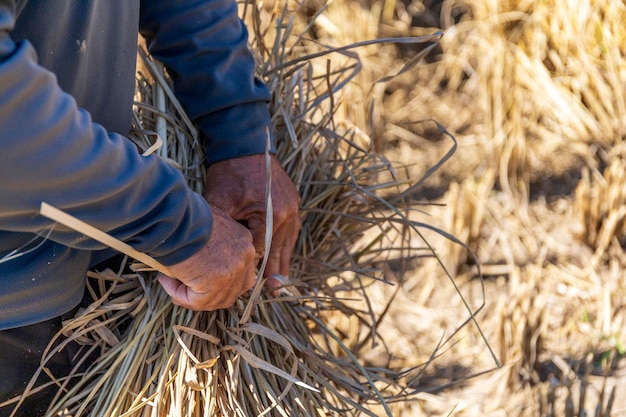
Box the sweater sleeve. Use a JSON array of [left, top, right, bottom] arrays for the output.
[[139, 0, 275, 165], [0, 1, 212, 266]]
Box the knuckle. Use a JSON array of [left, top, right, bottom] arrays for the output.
[[274, 208, 298, 226]]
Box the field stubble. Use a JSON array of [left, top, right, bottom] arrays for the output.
[[311, 0, 626, 415]]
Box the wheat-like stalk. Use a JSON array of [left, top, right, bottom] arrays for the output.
[[1, 3, 464, 417]]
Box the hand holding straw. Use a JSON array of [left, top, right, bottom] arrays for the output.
[[40, 201, 257, 312]]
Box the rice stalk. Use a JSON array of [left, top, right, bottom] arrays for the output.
[[441, 169, 496, 276], [9, 3, 485, 417], [573, 145, 626, 261], [537, 354, 617, 417], [382, 0, 626, 201], [495, 264, 549, 387]]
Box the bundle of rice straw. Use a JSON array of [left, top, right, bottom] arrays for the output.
[[8, 3, 484, 417]]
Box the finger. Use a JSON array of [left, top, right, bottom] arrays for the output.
[[279, 216, 300, 277], [245, 214, 266, 260], [265, 275, 286, 298], [248, 260, 260, 291], [265, 216, 299, 275], [266, 213, 300, 276], [238, 261, 258, 296], [264, 214, 300, 297], [158, 274, 240, 311], [157, 274, 198, 310], [262, 220, 286, 279]]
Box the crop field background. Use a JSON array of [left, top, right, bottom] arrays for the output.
[[276, 0, 626, 415]]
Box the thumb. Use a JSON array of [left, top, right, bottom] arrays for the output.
[[157, 274, 189, 306]]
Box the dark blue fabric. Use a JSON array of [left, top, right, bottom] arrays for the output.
[[0, 0, 272, 329], [139, 0, 274, 163]]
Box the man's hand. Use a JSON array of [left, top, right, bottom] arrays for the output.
[[203, 154, 301, 291], [157, 204, 257, 310]]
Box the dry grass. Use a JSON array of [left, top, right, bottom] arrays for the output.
[[9, 0, 626, 416], [257, 0, 626, 415], [335, 0, 626, 415], [6, 2, 471, 417]]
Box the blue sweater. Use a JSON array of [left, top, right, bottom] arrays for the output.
[[0, 0, 272, 329]]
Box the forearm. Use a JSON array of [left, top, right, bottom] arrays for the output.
[[0, 4, 211, 265]]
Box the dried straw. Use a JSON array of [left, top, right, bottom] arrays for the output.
[[381, 0, 626, 202], [574, 143, 626, 263], [1, 3, 485, 417]]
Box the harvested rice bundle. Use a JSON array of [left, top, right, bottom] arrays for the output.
[[26, 4, 464, 417]]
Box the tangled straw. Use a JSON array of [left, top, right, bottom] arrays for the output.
[[2, 3, 494, 417]]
